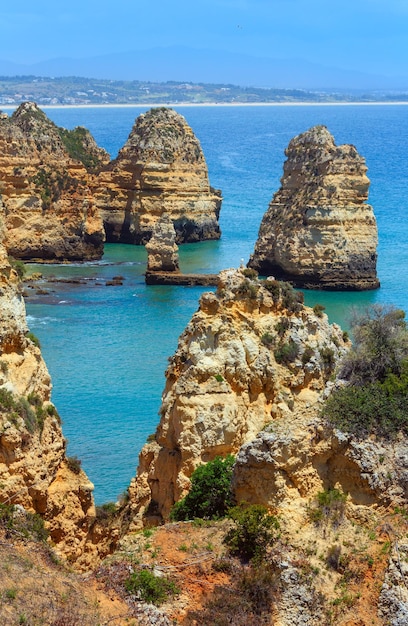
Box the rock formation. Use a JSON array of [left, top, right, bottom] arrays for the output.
[[0, 102, 108, 261], [127, 268, 348, 524], [146, 215, 180, 273], [123, 267, 407, 623], [249, 125, 379, 290], [95, 107, 222, 244], [0, 224, 102, 567]]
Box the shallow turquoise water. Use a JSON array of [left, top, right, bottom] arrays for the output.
[[25, 104, 408, 503]]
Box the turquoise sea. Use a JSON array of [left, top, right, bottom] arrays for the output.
[[22, 104, 408, 504]]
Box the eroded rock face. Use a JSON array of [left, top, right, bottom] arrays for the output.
[[146, 215, 180, 273], [0, 102, 108, 261], [126, 269, 348, 525], [249, 125, 379, 290], [96, 107, 222, 244], [0, 232, 99, 566]]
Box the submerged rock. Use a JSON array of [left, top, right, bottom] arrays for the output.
[[96, 107, 222, 244], [249, 125, 379, 290]]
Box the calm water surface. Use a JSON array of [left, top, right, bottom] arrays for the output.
[[24, 104, 408, 503]]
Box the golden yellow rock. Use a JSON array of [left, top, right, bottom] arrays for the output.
[[96, 107, 222, 244], [249, 125, 379, 290]]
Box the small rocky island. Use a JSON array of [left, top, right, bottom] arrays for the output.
[[96, 106, 222, 245], [145, 215, 219, 286], [249, 125, 379, 290], [0, 103, 222, 262]]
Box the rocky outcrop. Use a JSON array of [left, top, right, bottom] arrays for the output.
[[0, 102, 108, 261], [0, 229, 100, 566], [249, 125, 379, 290], [146, 215, 180, 273], [126, 268, 348, 525], [95, 107, 222, 244]]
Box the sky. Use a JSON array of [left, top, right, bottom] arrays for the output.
[[1, 0, 408, 79]]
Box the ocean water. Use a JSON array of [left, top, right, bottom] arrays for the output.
[[23, 104, 408, 504]]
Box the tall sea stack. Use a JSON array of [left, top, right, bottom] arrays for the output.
[[249, 125, 379, 290], [96, 107, 222, 244]]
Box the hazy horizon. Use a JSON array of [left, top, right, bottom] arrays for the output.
[[1, 1, 407, 90]]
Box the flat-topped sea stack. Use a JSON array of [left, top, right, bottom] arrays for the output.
[[249, 125, 379, 290], [0, 102, 109, 261], [96, 107, 222, 244]]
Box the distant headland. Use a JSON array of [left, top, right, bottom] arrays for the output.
[[1, 76, 408, 107]]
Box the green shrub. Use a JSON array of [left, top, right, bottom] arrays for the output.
[[237, 279, 259, 299], [66, 455, 82, 474], [26, 332, 41, 348], [274, 339, 299, 365], [214, 374, 224, 382], [95, 502, 117, 524], [7, 256, 26, 279], [339, 305, 408, 385], [261, 332, 275, 347], [323, 375, 408, 438], [170, 455, 235, 521], [224, 504, 280, 563], [0, 503, 48, 542], [313, 303, 326, 318], [302, 345, 314, 365], [241, 268, 258, 279], [0, 388, 44, 433], [263, 278, 281, 302], [275, 317, 290, 337], [308, 488, 346, 526], [57, 126, 103, 172], [323, 305, 408, 439], [320, 346, 335, 367], [125, 568, 179, 605]]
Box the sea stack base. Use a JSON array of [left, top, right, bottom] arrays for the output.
[[145, 271, 219, 286]]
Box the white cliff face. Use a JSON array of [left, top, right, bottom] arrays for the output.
[[127, 268, 348, 523], [249, 125, 379, 290]]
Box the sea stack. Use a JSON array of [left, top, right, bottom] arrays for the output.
[[96, 107, 222, 244], [0, 102, 108, 261], [249, 125, 379, 290], [145, 215, 180, 274]]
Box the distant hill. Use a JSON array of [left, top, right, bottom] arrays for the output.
[[0, 75, 407, 108], [1, 47, 408, 91]]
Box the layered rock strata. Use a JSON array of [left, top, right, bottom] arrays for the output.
[[0, 102, 108, 261], [0, 229, 102, 567], [146, 215, 180, 273], [249, 125, 379, 290], [95, 107, 222, 244], [127, 268, 348, 524]]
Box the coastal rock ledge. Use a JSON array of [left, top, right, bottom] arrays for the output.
[[249, 125, 379, 290]]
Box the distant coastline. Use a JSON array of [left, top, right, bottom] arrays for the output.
[[3, 101, 408, 110]]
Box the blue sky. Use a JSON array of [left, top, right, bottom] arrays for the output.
[[1, 0, 407, 78]]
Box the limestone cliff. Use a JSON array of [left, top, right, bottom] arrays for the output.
[[127, 268, 348, 524], [249, 125, 379, 290], [0, 230, 101, 565], [95, 107, 222, 244], [0, 102, 108, 261]]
